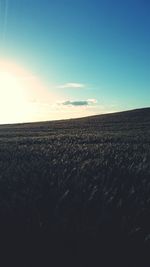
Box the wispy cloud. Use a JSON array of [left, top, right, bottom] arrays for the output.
[[59, 99, 97, 106], [58, 83, 85, 89]]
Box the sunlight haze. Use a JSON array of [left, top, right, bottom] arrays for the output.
[[0, 0, 149, 123]]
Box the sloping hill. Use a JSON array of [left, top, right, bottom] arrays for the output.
[[1, 107, 150, 128], [0, 107, 150, 267], [0, 107, 150, 135], [74, 107, 150, 123]]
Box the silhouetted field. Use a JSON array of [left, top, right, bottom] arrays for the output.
[[0, 108, 150, 267]]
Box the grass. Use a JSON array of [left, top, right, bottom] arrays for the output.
[[0, 107, 150, 267]]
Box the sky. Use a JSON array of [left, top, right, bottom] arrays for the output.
[[0, 0, 149, 123]]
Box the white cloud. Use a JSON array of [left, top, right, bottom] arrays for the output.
[[87, 99, 97, 104], [58, 83, 85, 89]]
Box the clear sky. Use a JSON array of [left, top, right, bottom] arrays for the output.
[[0, 0, 149, 123]]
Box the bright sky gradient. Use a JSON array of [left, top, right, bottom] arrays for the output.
[[0, 0, 149, 123]]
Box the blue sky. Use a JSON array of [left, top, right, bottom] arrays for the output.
[[0, 0, 149, 123]]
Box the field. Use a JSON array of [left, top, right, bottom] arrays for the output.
[[0, 108, 150, 267]]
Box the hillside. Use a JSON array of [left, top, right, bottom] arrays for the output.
[[0, 107, 150, 267]]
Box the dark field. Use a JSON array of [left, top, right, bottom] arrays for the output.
[[0, 108, 150, 267]]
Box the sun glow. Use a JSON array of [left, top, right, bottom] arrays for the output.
[[0, 60, 58, 124], [0, 69, 29, 123], [0, 59, 98, 124], [0, 71, 26, 102]]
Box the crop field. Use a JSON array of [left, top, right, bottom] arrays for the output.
[[0, 108, 150, 267]]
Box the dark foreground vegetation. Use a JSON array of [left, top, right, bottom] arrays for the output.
[[0, 108, 150, 267]]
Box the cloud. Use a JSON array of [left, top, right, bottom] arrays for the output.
[[63, 100, 88, 106], [60, 99, 97, 106], [87, 99, 97, 104], [58, 83, 85, 89]]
